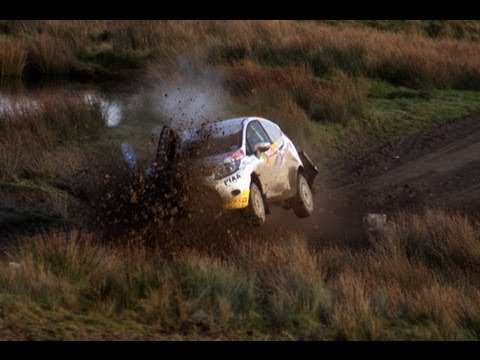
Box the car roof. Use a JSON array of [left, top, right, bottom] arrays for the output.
[[181, 117, 245, 141], [181, 116, 273, 142], [209, 117, 246, 133], [207, 116, 272, 130]]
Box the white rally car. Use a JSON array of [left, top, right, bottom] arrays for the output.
[[156, 116, 318, 226]]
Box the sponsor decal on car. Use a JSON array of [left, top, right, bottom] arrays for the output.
[[264, 149, 274, 157], [224, 189, 250, 209], [274, 152, 284, 167], [230, 149, 245, 160], [224, 172, 241, 186], [265, 143, 278, 158]]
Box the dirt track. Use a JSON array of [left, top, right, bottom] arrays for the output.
[[366, 121, 480, 212], [351, 112, 480, 212], [265, 112, 480, 244]]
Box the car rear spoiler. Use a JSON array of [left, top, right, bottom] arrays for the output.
[[298, 150, 319, 189]]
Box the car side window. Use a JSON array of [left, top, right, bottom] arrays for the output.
[[261, 120, 283, 143], [245, 121, 271, 155]]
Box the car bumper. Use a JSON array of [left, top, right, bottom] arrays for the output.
[[204, 171, 251, 210], [223, 189, 250, 209]]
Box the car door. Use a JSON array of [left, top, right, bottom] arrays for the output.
[[244, 120, 279, 197], [259, 119, 293, 197]]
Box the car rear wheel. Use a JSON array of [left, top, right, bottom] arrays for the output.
[[244, 182, 266, 226], [292, 172, 314, 218]]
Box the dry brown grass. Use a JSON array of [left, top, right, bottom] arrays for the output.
[[3, 208, 480, 340], [379, 208, 480, 271], [157, 20, 480, 90], [0, 37, 28, 78], [0, 92, 103, 181], [342, 208, 480, 339], [0, 20, 479, 90], [28, 33, 75, 74], [239, 236, 331, 331], [330, 271, 381, 340]]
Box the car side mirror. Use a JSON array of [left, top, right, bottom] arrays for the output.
[[255, 142, 271, 154]]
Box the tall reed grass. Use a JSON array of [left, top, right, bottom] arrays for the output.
[[0, 20, 479, 90], [0, 92, 104, 181], [0, 37, 28, 78], [2, 208, 480, 339]]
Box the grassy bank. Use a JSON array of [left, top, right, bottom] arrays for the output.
[[0, 20, 479, 83], [314, 82, 480, 155], [317, 20, 480, 41], [1, 208, 480, 340]]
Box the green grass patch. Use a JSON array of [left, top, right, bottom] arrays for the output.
[[365, 83, 480, 144], [312, 80, 480, 155]]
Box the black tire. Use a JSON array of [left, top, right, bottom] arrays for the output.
[[244, 182, 266, 226], [292, 172, 314, 218]]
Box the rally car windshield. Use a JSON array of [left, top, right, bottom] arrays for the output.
[[182, 129, 242, 158]]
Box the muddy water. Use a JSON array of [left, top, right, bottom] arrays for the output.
[[0, 79, 173, 147], [1, 80, 127, 122]]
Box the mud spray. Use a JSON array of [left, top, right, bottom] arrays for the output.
[[92, 52, 364, 257], [92, 54, 254, 256]]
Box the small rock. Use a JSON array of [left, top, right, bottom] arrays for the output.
[[363, 213, 387, 235]]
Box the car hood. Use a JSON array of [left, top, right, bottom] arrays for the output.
[[196, 151, 232, 168], [194, 150, 244, 176]]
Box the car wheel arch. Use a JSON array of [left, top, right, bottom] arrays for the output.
[[288, 166, 304, 193], [250, 172, 270, 214]]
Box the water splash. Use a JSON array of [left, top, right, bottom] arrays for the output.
[[83, 91, 124, 127], [101, 99, 123, 127], [0, 92, 40, 117]]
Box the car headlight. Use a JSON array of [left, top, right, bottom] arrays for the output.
[[214, 159, 241, 180]]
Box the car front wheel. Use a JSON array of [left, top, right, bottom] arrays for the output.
[[292, 172, 314, 218], [244, 182, 266, 226]]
